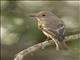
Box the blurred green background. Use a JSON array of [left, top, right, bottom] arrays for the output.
[[1, 1, 80, 60]]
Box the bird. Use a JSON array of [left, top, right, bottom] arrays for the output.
[[30, 11, 68, 50]]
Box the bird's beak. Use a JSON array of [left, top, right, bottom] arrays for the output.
[[30, 13, 37, 17]]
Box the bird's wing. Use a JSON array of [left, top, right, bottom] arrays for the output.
[[46, 23, 65, 41]]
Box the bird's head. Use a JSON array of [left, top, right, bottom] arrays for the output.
[[30, 11, 54, 18]]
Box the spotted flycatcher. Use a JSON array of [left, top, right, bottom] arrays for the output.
[[31, 11, 68, 50]]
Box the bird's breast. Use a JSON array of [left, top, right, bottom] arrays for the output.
[[36, 18, 48, 27]]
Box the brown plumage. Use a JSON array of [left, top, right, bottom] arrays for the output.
[[31, 11, 68, 50]]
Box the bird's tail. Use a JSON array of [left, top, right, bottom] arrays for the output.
[[42, 29, 68, 50], [52, 33, 68, 50], [55, 40, 68, 50], [50, 35, 68, 50]]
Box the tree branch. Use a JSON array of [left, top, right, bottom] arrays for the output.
[[14, 33, 80, 60]]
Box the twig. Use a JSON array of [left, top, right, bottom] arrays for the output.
[[14, 33, 80, 60]]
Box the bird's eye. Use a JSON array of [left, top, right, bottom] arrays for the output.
[[42, 14, 46, 16]]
